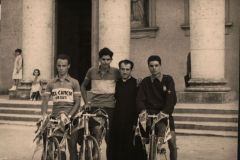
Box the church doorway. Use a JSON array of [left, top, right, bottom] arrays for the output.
[[56, 0, 92, 84]]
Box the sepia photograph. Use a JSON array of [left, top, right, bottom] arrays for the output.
[[0, 0, 239, 160]]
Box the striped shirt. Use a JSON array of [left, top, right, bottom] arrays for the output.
[[85, 66, 120, 108]]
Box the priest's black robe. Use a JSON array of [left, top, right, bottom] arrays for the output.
[[112, 77, 147, 160]]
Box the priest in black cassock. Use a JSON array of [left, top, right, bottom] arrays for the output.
[[112, 59, 147, 160]]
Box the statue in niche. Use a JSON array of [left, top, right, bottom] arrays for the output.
[[131, 0, 147, 28]]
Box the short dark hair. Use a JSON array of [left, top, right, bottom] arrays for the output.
[[57, 54, 71, 65], [147, 55, 161, 65], [99, 48, 113, 59], [33, 69, 40, 76], [118, 59, 134, 69], [15, 48, 22, 54]]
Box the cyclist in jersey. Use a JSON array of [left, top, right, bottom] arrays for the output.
[[41, 54, 81, 160], [81, 47, 120, 160]]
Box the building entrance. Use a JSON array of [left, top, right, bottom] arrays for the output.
[[56, 0, 92, 84]]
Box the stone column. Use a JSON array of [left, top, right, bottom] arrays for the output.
[[98, 0, 130, 67], [22, 0, 54, 80], [177, 0, 236, 103], [187, 0, 230, 92], [13, 0, 54, 99]]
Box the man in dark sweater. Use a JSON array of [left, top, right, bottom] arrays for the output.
[[112, 59, 147, 160], [136, 55, 177, 160]]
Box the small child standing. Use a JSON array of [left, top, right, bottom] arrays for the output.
[[9, 49, 23, 90], [30, 69, 42, 101]]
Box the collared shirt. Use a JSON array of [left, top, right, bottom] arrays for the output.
[[84, 66, 120, 108], [150, 73, 163, 83], [45, 75, 81, 116], [136, 74, 177, 114], [122, 76, 132, 82]]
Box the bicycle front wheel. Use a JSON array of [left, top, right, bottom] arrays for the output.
[[79, 135, 101, 160], [42, 137, 61, 160]]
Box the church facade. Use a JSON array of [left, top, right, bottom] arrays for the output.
[[0, 0, 239, 102]]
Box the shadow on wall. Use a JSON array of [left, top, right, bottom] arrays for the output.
[[184, 52, 191, 87]]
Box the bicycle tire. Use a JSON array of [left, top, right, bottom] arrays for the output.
[[42, 137, 61, 160], [79, 135, 101, 160]]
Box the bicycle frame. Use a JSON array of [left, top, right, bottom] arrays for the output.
[[135, 113, 170, 160], [73, 111, 103, 160], [82, 113, 97, 136], [43, 117, 71, 160], [148, 115, 159, 160]]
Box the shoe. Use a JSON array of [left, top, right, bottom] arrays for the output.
[[9, 86, 17, 91]]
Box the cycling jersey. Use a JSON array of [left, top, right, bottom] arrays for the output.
[[45, 75, 81, 116]]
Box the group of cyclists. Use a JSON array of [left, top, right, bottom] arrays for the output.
[[40, 47, 177, 160]]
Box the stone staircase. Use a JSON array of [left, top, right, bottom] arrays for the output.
[[173, 103, 238, 137], [0, 99, 50, 126], [0, 97, 238, 137]]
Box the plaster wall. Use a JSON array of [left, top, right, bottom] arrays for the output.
[[130, 0, 190, 91], [130, 0, 239, 96], [0, 0, 23, 93]]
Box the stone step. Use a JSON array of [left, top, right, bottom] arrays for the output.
[[175, 129, 238, 137], [0, 104, 237, 114], [0, 114, 237, 137], [0, 102, 52, 108], [173, 113, 238, 122], [0, 102, 238, 113], [175, 121, 237, 131], [0, 107, 51, 115], [0, 106, 238, 122], [0, 121, 237, 137], [0, 107, 41, 115], [176, 102, 238, 110], [0, 98, 238, 137], [0, 120, 36, 126], [0, 113, 40, 122], [174, 102, 238, 114], [0, 107, 237, 122], [174, 108, 238, 114]]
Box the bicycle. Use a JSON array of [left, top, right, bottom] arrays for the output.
[[33, 114, 71, 160], [72, 108, 109, 160], [134, 112, 171, 160]]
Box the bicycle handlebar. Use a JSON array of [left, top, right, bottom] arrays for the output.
[[147, 115, 158, 118], [148, 114, 168, 118], [83, 113, 97, 117], [138, 113, 169, 124], [49, 119, 59, 123]]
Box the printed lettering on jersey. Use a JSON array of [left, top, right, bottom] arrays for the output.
[[52, 88, 74, 103]]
